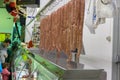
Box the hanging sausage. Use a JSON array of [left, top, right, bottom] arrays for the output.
[[40, 0, 85, 62]]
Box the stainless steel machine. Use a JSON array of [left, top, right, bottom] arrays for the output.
[[24, 48, 107, 80]]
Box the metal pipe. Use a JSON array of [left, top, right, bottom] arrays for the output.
[[15, 22, 21, 39]]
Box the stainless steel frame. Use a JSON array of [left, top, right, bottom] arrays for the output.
[[112, 1, 120, 80]]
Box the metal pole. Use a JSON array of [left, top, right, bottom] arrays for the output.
[[112, 5, 120, 80], [15, 22, 21, 39]]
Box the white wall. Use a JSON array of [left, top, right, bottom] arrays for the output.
[[81, 0, 113, 80], [82, 20, 113, 80]]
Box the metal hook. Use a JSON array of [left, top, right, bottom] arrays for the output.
[[101, 0, 110, 5]]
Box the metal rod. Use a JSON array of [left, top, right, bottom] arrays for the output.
[[15, 22, 21, 39]]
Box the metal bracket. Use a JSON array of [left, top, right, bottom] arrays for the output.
[[116, 55, 120, 64]]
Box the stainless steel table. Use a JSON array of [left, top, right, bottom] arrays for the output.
[[28, 48, 106, 80]]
